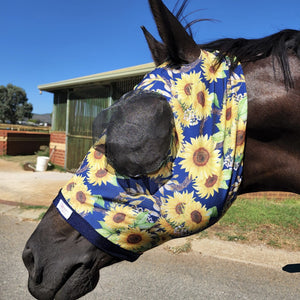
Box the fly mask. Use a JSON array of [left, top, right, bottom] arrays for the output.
[[54, 50, 247, 261]]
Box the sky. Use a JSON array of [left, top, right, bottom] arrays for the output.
[[1, 0, 299, 114]]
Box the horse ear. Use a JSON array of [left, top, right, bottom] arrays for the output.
[[148, 0, 200, 65], [141, 26, 168, 66]]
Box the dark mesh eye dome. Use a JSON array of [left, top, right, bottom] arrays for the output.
[[92, 90, 175, 177]]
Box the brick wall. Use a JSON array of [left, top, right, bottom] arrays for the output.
[[0, 131, 7, 155], [0, 130, 50, 155], [49, 132, 66, 167]]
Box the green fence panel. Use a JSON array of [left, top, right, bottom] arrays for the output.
[[66, 86, 111, 170], [52, 77, 145, 170], [52, 91, 67, 131]]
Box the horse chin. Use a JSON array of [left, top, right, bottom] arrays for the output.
[[54, 266, 100, 300], [28, 265, 100, 300]]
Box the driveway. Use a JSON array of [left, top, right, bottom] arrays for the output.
[[0, 214, 299, 300], [0, 159, 72, 206]]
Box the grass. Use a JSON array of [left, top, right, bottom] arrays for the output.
[[197, 197, 300, 251], [18, 204, 49, 221], [19, 204, 48, 210], [37, 212, 47, 220], [220, 198, 299, 229], [166, 240, 192, 254]]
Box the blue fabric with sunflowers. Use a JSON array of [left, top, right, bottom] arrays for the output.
[[54, 50, 247, 261]]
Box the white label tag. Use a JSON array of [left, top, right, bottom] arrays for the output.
[[57, 199, 73, 220]]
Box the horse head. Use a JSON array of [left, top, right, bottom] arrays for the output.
[[22, 93, 176, 299], [22, 1, 300, 299], [23, 4, 194, 299]]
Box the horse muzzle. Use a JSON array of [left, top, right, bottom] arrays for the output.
[[22, 204, 119, 300], [23, 240, 101, 300]]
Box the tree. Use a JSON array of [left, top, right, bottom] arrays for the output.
[[0, 84, 33, 124]]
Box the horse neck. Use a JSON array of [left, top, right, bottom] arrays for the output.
[[239, 54, 300, 195]]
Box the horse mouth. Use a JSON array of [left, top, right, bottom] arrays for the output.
[[57, 264, 100, 300], [28, 264, 99, 300]]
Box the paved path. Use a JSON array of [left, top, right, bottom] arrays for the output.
[[1, 214, 299, 300], [0, 159, 72, 206]]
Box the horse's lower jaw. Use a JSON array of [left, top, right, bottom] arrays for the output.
[[28, 266, 100, 300], [55, 269, 100, 300]]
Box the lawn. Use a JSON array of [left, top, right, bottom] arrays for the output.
[[198, 197, 300, 251]]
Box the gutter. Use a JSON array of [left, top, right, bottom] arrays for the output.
[[38, 62, 155, 93]]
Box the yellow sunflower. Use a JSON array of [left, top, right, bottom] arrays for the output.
[[149, 161, 173, 180], [235, 119, 246, 156], [179, 135, 221, 180], [104, 205, 136, 230], [184, 200, 210, 232], [155, 231, 172, 245], [193, 171, 223, 199], [93, 132, 106, 152], [170, 125, 179, 158], [173, 71, 201, 106], [117, 228, 152, 252], [223, 133, 236, 157], [170, 97, 190, 127], [87, 166, 117, 186], [158, 62, 169, 68], [86, 147, 107, 170], [220, 98, 239, 132], [155, 217, 175, 235], [202, 52, 228, 83], [162, 191, 194, 226], [62, 175, 86, 198], [229, 71, 245, 87], [174, 119, 184, 153], [200, 49, 213, 61], [191, 81, 213, 119], [64, 178, 94, 214]]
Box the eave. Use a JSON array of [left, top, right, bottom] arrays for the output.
[[38, 62, 155, 93]]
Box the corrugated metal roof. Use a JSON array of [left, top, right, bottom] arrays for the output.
[[38, 62, 155, 92]]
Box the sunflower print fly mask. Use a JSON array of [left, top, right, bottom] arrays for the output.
[[54, 50, 247, 262]]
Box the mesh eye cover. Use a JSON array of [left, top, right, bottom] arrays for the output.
[[93, 90, 175, 177]]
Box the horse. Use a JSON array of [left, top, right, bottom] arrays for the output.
[[22, 0, 300, 299]]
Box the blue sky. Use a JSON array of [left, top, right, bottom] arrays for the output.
[[1, 0, 299, 114]]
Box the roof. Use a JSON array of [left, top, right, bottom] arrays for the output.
[[38, 62, 155, 93]]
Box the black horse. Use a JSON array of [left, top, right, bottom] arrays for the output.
[[22, 1, 300, 299]]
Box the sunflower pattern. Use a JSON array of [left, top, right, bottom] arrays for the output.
[[54, 50, 247, 261]]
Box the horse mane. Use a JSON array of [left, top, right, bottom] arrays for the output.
[[201, 30, 300, 89], [172, 1, 300, 89]]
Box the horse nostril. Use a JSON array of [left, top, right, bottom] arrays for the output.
[[22, 246, 44, 285], [22, 247, 34, 272]]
